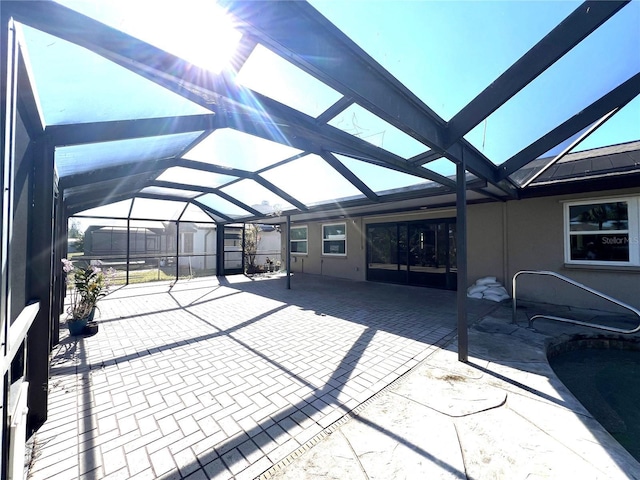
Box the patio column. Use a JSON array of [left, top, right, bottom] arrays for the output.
[[216, 223, 224, 275], [26, 136, 55, 433], [126, 200, 134, 285], [126, 217, 131, 285], [175, 221, 180, 281], [456, 153, 468, 362], [1, 18, 16, 474], [286, 215, 291, 289], [51, 188, 65, 347]]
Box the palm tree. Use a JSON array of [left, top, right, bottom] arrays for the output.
[[577, 203, 627, 230], [577, 205, 609, 230]]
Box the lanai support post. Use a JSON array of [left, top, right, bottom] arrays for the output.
[[216, 223, 224, 276], [26, 137, 55, 434], [126, 218, 130, 285], [125, 200, 134, 285], [456, 153, 469, 363], [175, 221, 180, 282], [2, 19, 18, 470], [242, 224, 246, 274], [51, 189, 64, 348], [286, 215, 291, 290]]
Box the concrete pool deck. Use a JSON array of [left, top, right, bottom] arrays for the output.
[[269, 305, 640, 479], [28, 274, 640, 479]]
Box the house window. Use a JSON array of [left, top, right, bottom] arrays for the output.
[[565, 198, 639, 265], [290, 226, 308, 254], [146, 236, 159, 252], [182, 232, 194, 254], [323, 223, 346, 256]]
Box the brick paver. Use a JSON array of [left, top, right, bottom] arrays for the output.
[[30, 274, 495, 479]]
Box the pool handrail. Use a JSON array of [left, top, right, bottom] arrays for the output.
[[511, 270, 640, 334]]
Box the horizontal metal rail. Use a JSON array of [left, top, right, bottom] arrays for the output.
[[1, 302, 40, 377], [512, 270, 640, 334]]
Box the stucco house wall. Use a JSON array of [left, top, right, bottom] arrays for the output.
[[467, 203, 506, 286], [178, 224, 216, 271], [282, 185, 640, 311], [255, 228, 282, 267], [505, 187, 640, 310], [285, 205, 505, 285], [286, 221, 366, 281], [194, 226, 217, 271]]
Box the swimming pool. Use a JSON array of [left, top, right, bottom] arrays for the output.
[[548, 337, 640, 462]]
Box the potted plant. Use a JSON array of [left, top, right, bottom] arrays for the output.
[[62, 259, 114, 335]]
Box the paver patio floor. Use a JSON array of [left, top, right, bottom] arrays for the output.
[[29, 274, 496, 480]]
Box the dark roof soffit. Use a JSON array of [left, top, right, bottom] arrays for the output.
[[519, 171, 640, 199], [518, 141, 640, 184]]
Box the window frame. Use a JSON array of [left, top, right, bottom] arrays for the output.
[[564, 196, 639, 266], [322, 222, 347, 257], [290, 225, 308, 255], [182, 232, 194, 254]]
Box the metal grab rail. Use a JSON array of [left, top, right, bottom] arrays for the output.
[[512, 270, 640, 334]]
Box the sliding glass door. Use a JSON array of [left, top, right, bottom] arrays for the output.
[[367, 219, 456, 289]]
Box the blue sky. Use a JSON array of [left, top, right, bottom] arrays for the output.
[[310, 0, 640, 162], [47, 0, 640, 167], [29, 1, 640, 219]]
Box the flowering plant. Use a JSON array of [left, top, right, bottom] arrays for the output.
[[62, 259, 115, 321]]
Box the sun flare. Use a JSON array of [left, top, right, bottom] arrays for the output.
[[59, 0, 242, 73]]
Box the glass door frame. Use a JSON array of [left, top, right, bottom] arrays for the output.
[[366, 217, 457, 290]]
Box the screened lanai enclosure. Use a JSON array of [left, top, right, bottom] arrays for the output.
[[1, 1, 639, 477]]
